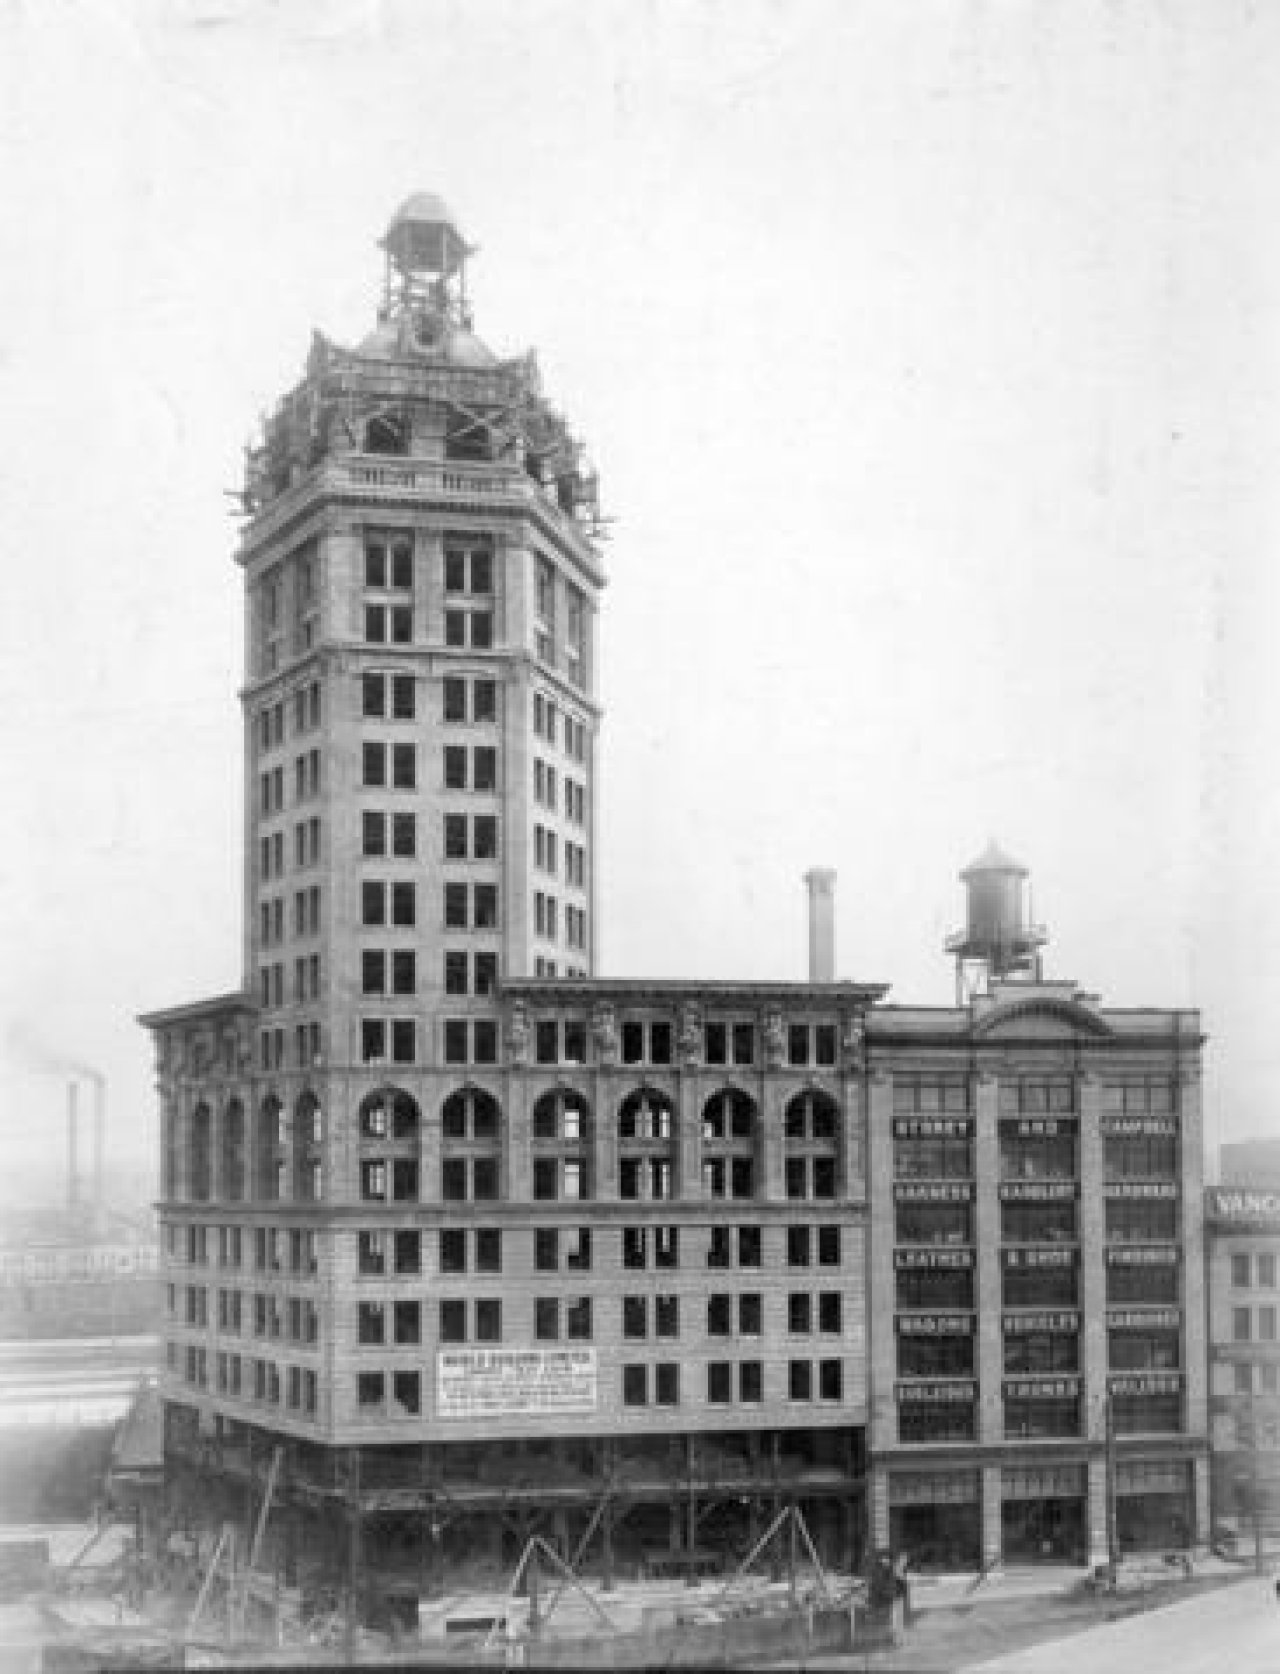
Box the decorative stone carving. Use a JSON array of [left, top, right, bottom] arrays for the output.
[[507, 1001, 531, 1067], [840, 1012, 866, 1073], [592, 1002, 619, 1068], [677, 1002, 702, 1069], [763, 1008, 786, 1069]]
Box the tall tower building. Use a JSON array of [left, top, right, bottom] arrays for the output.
[[243, 191, 603, 1095]]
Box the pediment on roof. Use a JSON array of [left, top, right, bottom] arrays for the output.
[[973, 998, 1113, 1039]]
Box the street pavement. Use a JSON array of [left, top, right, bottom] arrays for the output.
[[970, 1574, 1280, 1673]]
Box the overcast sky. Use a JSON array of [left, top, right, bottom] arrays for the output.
[[1, 0, 1276, 1199]]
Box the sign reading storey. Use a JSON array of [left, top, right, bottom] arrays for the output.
[[437, 1349, 597, 1419]]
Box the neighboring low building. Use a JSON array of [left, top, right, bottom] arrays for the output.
[[1205, 1145, 1280, 1540], [867, 957, 1206, 1569]]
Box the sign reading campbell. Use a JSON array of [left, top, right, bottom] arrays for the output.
[[436, 1348, 597, 1419], [1209, 1188, 1280, 1226]]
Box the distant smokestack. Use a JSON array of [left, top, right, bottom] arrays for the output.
[[67, 1081, 80, 1208], [804, 868, 837, 983], [92, 1074, 106, 1209]]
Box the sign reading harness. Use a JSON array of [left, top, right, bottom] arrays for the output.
[[436, 1348, 598, 1418]]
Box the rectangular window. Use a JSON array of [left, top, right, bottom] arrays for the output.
[[443, 677, 467, 722], [393, 1231, 420, 1276], [623, 1365, 647, 1407], [362, 811, 385, 857], [362, 673, 385, 718], [1233, 1253, 1252, 1289], [391, 674, 415, 719], [392, 744, 416, 788], [390, 539, 413, 589], [439, 1300, 466, 1343], [362, 743, 386, 788], [443, 1021, 468, 1065], [444, 746, 467, 790], [445, 884, 468, 928], [475, 1299, 502, 1343], [707, 1363, 732, 1404], [439, 1230, 466, 1273], [474, 815, 498, 858], [1234, 1307, 1253, 1342]]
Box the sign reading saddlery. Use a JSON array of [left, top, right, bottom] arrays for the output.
[[437, 1349, 597, 1418]]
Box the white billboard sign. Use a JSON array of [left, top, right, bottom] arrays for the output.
[[436, 1348, 597, 1419]]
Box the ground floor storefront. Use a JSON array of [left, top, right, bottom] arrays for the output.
[[160, 1413, 868, 1629], [870, 1449, 1209, 1570]]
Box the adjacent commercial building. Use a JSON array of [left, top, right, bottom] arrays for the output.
[[1205, 1144, 1280, 1540], [141, 197, 1209, 1592]]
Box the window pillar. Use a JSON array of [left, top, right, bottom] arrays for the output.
[[867, 1071, 895, 1446], [980, 1464, 1003, 1569], [420, 1103, 441, 1207], [839, 1071, 865, 1198], [1086, 1455, 1110, 1567], [678, 1079, 703, 1202], [759, 1082, 786, 1202], [974, 1073, 1001, 1445], [593, 1070, 617, 1200], [1079, 1074, 1108, 1434], [1180, 1068, 1207, 1443], [505, 1073, 531, 1201]]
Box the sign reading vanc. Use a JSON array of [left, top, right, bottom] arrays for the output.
[[1208, 1188, 1280, 1227], [437, 1348, 597, 1418]]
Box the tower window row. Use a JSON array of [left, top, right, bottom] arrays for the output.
[[255, 681, 322, 755], [533, 690, 588, 760]]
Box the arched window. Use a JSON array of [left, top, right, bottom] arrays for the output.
[[255, 1096, 284, 1202], [357, 1088, 420, 1203], [221, 1098, 246, 1202], [190, 1103, 213, 1202], [618, 1087, 675, 1201], [294, 1091, 323, 1203], [441, 1087, 502, 1203], [701, 1089, 757, 1200], [365, 411, 407, 455], [532, 1088, 592, 1202], [784, 1090, 840, 1201]]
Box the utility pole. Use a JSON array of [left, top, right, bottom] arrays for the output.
[[1251, 1390, 1264, 1577], [344, 1448, 362, 1663], [1105, 1391, 1118, 1573]]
